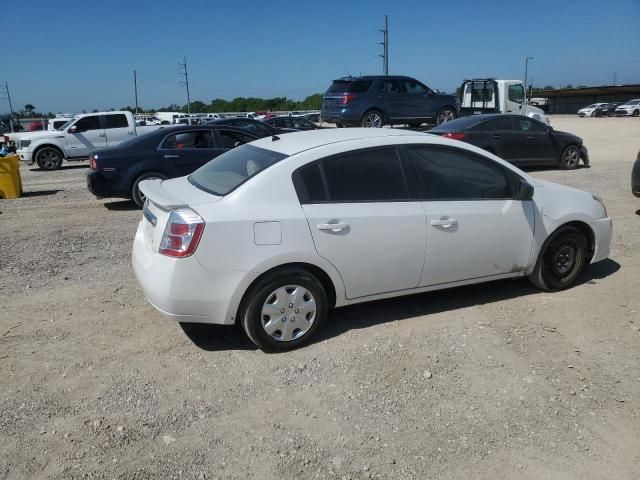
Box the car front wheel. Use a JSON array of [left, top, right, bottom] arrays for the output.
[[560, 145, 581, 169], [240, 269, 328, 352], [529, 226, 588, 291], [35, 147, 63, 170]]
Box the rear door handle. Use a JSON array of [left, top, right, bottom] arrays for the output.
[[491, 134, 501, 139], [164, 154, 180, 159], [317, 222, 349, 232], [526, 135, 535, 140], [430, 218, 458, 228], [99, 132, 106, 137]]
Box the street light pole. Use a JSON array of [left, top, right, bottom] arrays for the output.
[[524, 56, 534, 103]]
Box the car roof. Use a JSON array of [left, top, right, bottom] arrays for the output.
[[249, 128, 434, 156], [332, 75, 415, 82]]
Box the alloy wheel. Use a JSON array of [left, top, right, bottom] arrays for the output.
[[562, 146, 580, 168], [363, 112, 383, 128]]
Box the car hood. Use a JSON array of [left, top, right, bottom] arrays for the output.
[[15, 130, 64, 142], [551, 130, 583, 144]]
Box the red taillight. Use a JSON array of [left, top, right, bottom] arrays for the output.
[[341, 93, 355, 105], [444, 132, 466, 140], [159, 208, 205, 258], [90, 154, 98, 170]]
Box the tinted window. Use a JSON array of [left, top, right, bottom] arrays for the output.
[[508, 84, 524, 104], [189, 145, 287, 196], [294, 163, 326, 203], [378, 80, 402, 94], [327, 80, 372, 94], [74, 115, 100, 132], [407, 146, 511, 200], [514, 117, 547, 132], [217, 130, 256, 149], [232, 120, 270, 137], [471, 117, 513, 131], [162, 130, 214, 149], [403, 80, 428, 95], [52, 120, 67, 129], [105, 114, 128, 129], [322, 148, 407, 202], [349, 81, 372, 93]]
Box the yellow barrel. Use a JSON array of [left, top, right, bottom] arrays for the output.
[[0, 154, 23, 199]]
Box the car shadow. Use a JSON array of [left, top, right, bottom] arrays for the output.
[[523, 164, 589, 173], [180, 322, 257, 351], [103, 200, 139, 211], [181, 259, 620, 352], [314, 258, 620, 344], [21, 189, 62, 197], [635, 209, 640, 216], [29, 164, 88, 172]]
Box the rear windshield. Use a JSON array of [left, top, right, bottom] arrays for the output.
[[327, 80, 372, 94], [189, 144, 287, 196]]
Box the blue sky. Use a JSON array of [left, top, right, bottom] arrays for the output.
[[3, 0, 639, 113]]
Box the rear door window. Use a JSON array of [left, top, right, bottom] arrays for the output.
[[406, 146, 512, 200], [104, 114, 129, 129], [378, 80, 403, 94], [472, 117, 513, 131], [294, 147, 408, 203], [161, 130, 215, 149], [216, 129, 256, 149]]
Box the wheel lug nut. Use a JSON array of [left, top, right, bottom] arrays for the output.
[[295, 309, 299, 313], [281, 308, 285, 314], [289, 303, 293, 308]]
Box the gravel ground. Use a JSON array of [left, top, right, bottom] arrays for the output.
[[1, 116, 639, 479]]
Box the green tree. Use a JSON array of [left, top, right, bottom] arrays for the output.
[[24, 104, 35, 115]]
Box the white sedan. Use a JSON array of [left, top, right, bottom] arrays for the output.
[[133, 129, 612, 352]]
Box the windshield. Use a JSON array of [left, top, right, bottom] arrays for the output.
[[189, 144, 287, 196], [621, 100, 640, 106]]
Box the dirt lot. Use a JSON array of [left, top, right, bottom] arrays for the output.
[[1, 116, 639, 480]]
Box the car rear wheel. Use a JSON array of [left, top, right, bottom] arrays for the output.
[[132, 172, 167, 208], [560, 145, 581, 169], [35, 147, 63, 170], [633, 110, 640, 117], [240, 269, 328, 352], [436, 107, 456, 125], [528, 226, 588, 291], [361, 110, 383, 128]]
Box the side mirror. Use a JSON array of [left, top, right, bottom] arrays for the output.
[[517, 179, 534, 200], [427, 90, 434, 96], [69, 125, 78, 133]]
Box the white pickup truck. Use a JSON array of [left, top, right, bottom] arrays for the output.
[[16, 111, 162, 170], [459, 79, 550, 124]]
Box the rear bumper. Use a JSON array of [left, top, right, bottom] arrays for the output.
[[86, 170, 127, 199], [591, 217, 613, 263], [132, 221, 249, 325], [320, 108, 363, 125]]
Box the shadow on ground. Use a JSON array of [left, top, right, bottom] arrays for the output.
[[104, 200, 139, 211], [29, 164, 88, 171], [180, 258, 620, 352], [21, 190, 62, 197]]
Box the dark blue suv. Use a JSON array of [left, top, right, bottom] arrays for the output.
[[321, 75, 460, 128]]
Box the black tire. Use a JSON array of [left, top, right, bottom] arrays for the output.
[[361, 110, 384, 128], [607, 111, 614, 117], [528, 226, 588, 292], [131, 172, 166, 208], [436, 107, 456, 125], [239, 268, 328, 353], [559, 145, 581, 170], [336, 122, 344, 128], [408, 122, 422, 128], [35, 147, 63, 170], [633, 110, 640, 117]]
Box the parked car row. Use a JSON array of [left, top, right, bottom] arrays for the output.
[[577, 99, 640, 117]]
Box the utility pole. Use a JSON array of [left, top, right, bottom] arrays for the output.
[[524, 56, 534, 103], [133, 70, 139, 115], [2, 81, 14, 115], [178, 57, 191, 115], [379, 15, 388, 75]]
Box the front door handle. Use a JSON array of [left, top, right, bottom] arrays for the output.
[[430, 218, 458, 228], [317, 222, 349, 232], [491, 134, 501, 139], [99, 132, 106, 137], [164, 154, 180, 159]]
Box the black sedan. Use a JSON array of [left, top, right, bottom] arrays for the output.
[[429, 114, 589, 169], [263, 116, 322, 131], [86, 125, 258, 207], [205, 117, 295, 137], [595, 102, 622, 117]]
